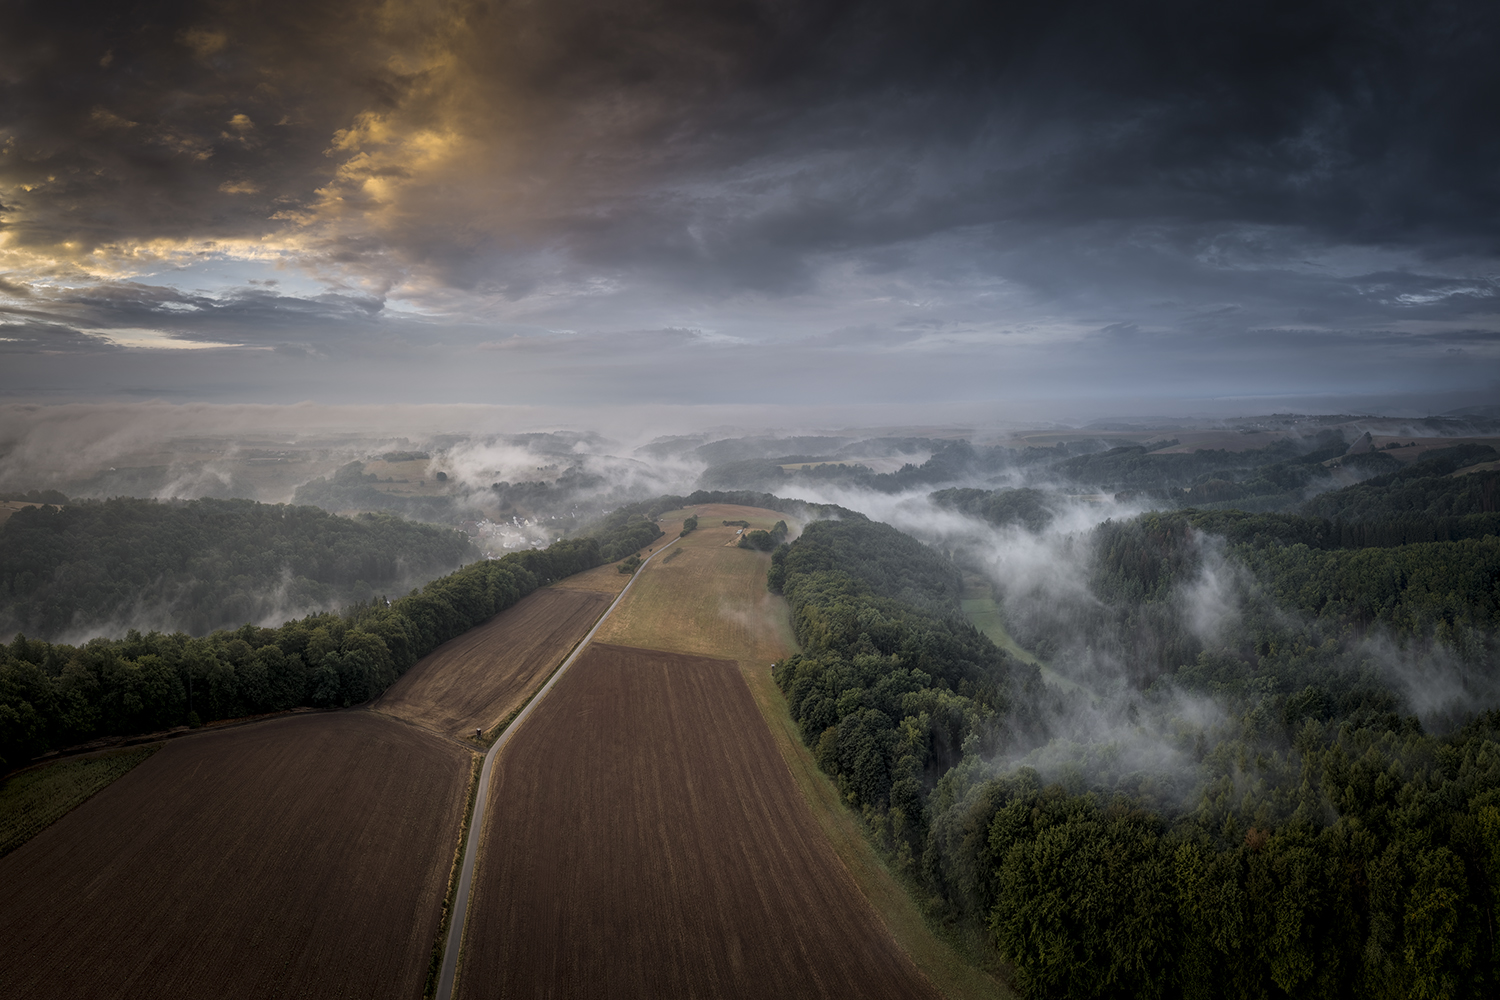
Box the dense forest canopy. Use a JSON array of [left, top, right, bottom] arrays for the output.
[[0, 498, 477, 641], [767, 453, 1500, 998]]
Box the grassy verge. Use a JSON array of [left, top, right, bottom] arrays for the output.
[[740, 661, 1010, 1000], [587, 509, 1007, 998], [0, 744, 161, 858], [425, 751, 484, 1000]]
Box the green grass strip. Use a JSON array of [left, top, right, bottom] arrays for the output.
[[0, 745, 162, 859]]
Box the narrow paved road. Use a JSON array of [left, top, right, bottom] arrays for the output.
[[434, 534, 680, 1000]]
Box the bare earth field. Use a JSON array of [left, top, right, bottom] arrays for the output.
[[0, 711, 472, 1000], [457, 642, 941, 1000], [590, 507, 1004, 999], [375, 586, 610, 738]]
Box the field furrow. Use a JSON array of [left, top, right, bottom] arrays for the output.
[[375, 586, 611, 737], [0, 712, 472, 1000], [457, 642, 941, 1000]]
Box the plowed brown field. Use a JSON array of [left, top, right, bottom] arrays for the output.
[[0, 712, 471, 1000], [375, 586, 610, 737], [456, 642, 941, 1000]]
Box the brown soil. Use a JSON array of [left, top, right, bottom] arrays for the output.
[[0, 711, 472, 1000], [374, 587, 610, 738], [549, 559, 635, 595], [457, 642, 942, 1000]]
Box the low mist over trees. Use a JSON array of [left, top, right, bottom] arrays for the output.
[[0, 509, 662, 770], [767, 464, 1500, 996], [0, 498, 476, 641]]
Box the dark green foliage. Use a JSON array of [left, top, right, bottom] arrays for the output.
[[488, 465, 606, 511], [583, 503, 664, 561], [679, 515, 698, 537], [779, 518, 961, 618], [980, 714, 1500, 1000], [1, 489, 71, 505], [0, 536, 605, 772], [773, 518, 1037, 863], [0, 497, 476, 640], [769, 487, 1500, 997], [293, 461, 462, 522], [696, 458, 789, 490], [1302, 468, 1500, 523], [737, 520, 787, 551], [931, 487, 1059, 531]]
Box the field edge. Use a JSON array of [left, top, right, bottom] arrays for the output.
[[0, 743, 163, 860], [425, 751, 483, 1000], [739, 661, 1014, 1000]]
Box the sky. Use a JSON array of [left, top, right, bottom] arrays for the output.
[[2, 0, 1498, 416]]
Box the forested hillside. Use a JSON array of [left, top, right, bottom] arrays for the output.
[[0, 511, 669, 771], [0, 498, 477, 641], [773, 480, 1500, 998], [772, 519, 1045, 865]]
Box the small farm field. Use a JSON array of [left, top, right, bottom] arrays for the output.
[[0, 711, 473, 1000], [657, 502, 790, 531], [0, 744, 160, 858], [591, 506, 795, 664], [549, 558, 637, 595], [458, 643, 942, 1000], [374, 586, 610, 738]]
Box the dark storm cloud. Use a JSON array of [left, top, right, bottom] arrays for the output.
[[7, 1, 1497, 272], [1, 0, 1497, 405]]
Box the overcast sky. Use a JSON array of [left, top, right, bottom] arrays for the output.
[[1, 0, 1497, 416]]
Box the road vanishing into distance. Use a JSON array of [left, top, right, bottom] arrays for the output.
[[434, 534, 681, 1000]]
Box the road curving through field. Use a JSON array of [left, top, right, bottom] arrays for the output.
[[433, 533, 680, 1000]]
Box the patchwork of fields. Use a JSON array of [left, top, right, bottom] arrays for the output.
[[1, 503, 977, 999]]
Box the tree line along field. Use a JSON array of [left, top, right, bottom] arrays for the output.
[[373, 586, 611, 739], [0, 711, 471, 1000], [458, 505, 996, 1000], [0, 565, 628, 998], [457, 642, 942, 1000], [0, 505, 979, 999]]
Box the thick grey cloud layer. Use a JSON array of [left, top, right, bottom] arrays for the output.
[[1, 0, 1496, 408]]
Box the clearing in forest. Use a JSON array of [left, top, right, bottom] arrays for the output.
[[457, 642, 942, 1000], [0, 712, 471, 1000], [374, 586, 610, 738]]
